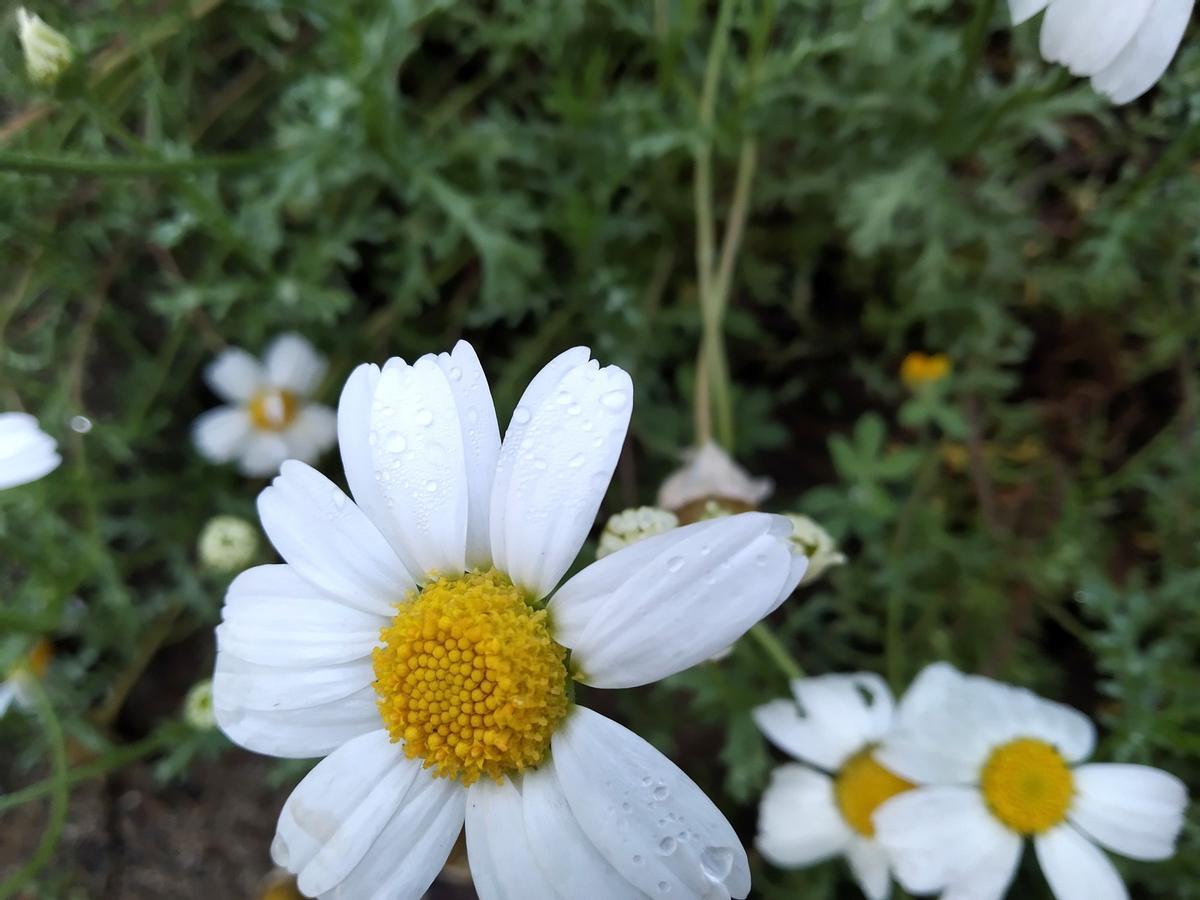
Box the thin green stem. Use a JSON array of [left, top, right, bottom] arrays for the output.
[[0, 148, 288, 177], [749, 623, 804, 682], [0, 682, 69, 898]]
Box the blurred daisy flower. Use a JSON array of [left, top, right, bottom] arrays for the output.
[[899, 352, 951, 390], [754, 674, 907, 900], [657, 440, 773, 521], [784, 514, 846, 586], [15, 7, 73, 87], [198, 515, 259, 572], [596, 505, 678, 558], [0, 639, 52, 717], [1010, 0, 1193, 104], [193, 334, 336, 478], [213, 341, 807, 899], [183, 679, 216, 730], [874, 663, 1188, 900], [0, 412, 60, 490]]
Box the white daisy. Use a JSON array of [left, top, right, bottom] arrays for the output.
[[657, 441, 773, 516], [213, 341, 808, 900], [1011, 0, 1194, 104], [15, 7, 73, 87], [783, 514, 846, 586], [193, 334, 337, 477], [0, 412, 61, 490], [873, 663, 1188, 900], [753, 673, 909, 900], [596, 506, 679, 559]]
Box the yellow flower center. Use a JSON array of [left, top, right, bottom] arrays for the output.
[[372, 570, 568, 785], [247, 388, 299, 431], [981, 738, 1074, 835], [834, 750, 914, 837]]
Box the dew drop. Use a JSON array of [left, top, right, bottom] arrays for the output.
[[700, 847, 735, 883], [666, 557, 684, 574], [331, 491, 346, 510], [657, 882, 670, 894], [449, 366, 463, 381], [652, 784, 669, 801], [424, 480, 438, 493], [567, 453, 585, 468], [415, 408, 434, 427], [69, 415, 92, 434], [632, 855, 643, 865], [513, 406, 532, 425], [641, 776, 653, 787], [600, 389, 628, 410], [657, 836, 677, 856], [466, 409, 479, 424], [386, 432, 407, 453]]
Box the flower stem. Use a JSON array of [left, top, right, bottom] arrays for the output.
[[749, 623, 804, 682]]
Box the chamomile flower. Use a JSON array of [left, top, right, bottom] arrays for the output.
[[199, 515, 260, 572], [0, 639, 52, 717], [193, 334, 336, 478], [0, 412, 61, 490], [753, 674, 908, 900], [874, 663, 1188, 900], [1011, 0, 1194, 104], [784, 514, 845, 586], [596, 506, 679, 558], [15, 8, 73, 87], [213, 342, 807, 900], [657, 441, 773, 519]]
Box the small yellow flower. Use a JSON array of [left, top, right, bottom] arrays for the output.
[[900, 352, 952, 390], [16, 8, 73, 87]]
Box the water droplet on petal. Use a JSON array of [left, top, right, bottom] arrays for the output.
[[386, 432, 407, 453], [424, 480, 438, 493], [600, 389, 628, 410], [513, 406, 532, 425], [652, 784, 669, 801], [449, 366, 463, 381], [666, 557, 684, 574], [657, 836, 677, 855], [657, 881, 670, 894], [415, 408, 434, 427], [331, 490, 346, 510], [632, 855, 643, 865], [700, 847, 735, 883], [567, 453, 585, 468]]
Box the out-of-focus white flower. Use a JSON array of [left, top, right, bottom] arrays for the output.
[[874, 663, 1188, 900], [784, 513, 846, 586], [754, 673, 907, 899], [0, 639, 52, 717], [657, 441, 773, 517], [595, 506, 678, 559], [1010, 0, 1193, 104], [0, 412, 60, 490], [213, 341, 808, 900], [193, 334, 337, 478], [199, 515, 260, 572], [183, 679, 217, 729], [15, 8, 73, 86]]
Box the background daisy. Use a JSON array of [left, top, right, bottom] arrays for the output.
[[193, 334, 336, 477], [754, 673, 906, 900], [0, 412, 60, 490], [874, 663, 1188, 900]]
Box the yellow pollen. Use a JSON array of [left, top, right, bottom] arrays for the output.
[[834, 750, 914, 837], [372, 569, 568, 785], [981, 738, 1074, 835], [247, 388, 299, 431]]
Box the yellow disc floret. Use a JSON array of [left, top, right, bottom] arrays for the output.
[[247, 388, 299, 431], [373, 569, 568, 785], [981, 738, 1074, 835], [834, 749, 914, 837]]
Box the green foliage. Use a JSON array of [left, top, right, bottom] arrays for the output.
[[2, 0, 1199, 896]]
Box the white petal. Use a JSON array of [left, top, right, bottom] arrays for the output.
[[844, 837, 892, 900], [1009, 0, 1050, 25], [213, 651, 373, 712], [324, 770, 464, 900], [237, 432, 291, 477], [753, 672, 894, 771], [1040, 0, 1155, 75], [283, 404, 338, 464], [1091, 0, 1194, 103], [488, 346, 589, 571], [552, 706, 751, 899], [257, 460, 415, 616], [265, 333, 328, 397], [205, 346, 266, 403], [273, 730, 417, 896], [465, 777, 558, 900], [433, 341, 501, 570], [755, 764, 851, 868], [0, 413, 61, 488], [192, 407, 252, 463], [1068, 764, 1187, 861], [873, 785, 1015, 894], [216, 564, 386, 668], [521, 763, 645, 899], [1035, 824, 1129, 900], [0, 682, 16, 717], [939, 832, 1023, 900], [879, 662, 1095, 785], [491, 347, 632, 599], [553, 513, 800, 688], [369, 354, 470, 579], [214, 683, 380, 758]]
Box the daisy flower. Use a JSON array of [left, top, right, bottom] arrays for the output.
[[0, 639, 52, 717], [193, 334, 336, 478], [874, 663, 1188, 900], [1011, 0, 1194, 104], [753, 673, 909, 900], [657, 441, 773, 519], [213, 342, 808, 899], [0, 412, 61, 490]]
